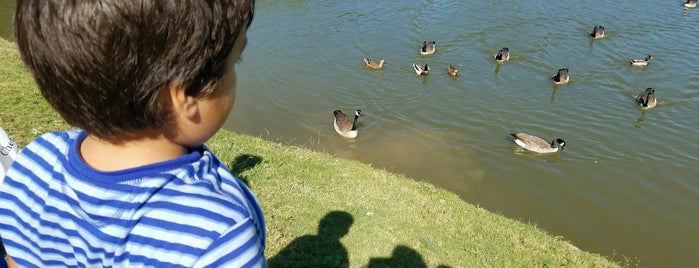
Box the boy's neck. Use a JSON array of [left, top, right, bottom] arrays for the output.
[[79, 132, 187, 172]]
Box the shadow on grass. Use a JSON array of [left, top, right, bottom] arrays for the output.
[[366, 245, 455, 268], [366, 245, 428, 268], [229, 154, 262, 186], [268, 211, 354, 268]]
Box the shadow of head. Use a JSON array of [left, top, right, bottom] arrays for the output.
[[318, 210, 354, 239], [229, 154, 262, 185], [367, 245, 427, 268], [268, 210, 355, 267]]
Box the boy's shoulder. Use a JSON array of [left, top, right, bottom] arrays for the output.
[[14, 130, 80, 162], [26, 130, 81, 149]]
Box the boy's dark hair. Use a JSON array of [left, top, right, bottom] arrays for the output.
[[14, 0, 254, 140]]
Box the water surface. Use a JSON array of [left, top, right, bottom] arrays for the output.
[[231, 1, 699, 267]]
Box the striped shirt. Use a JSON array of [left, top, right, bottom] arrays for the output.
[[0, 130, 266, 267]]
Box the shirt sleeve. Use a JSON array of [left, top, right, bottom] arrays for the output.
[[193, 217, 266, 268]]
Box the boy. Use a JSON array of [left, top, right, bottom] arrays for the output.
[[0, 0, 265, 267]]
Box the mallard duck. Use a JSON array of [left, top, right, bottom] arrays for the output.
[[363, 58, 385, 69], [685, 0, 697, 8], [420, 41, 436, 55], [510, 133, 566, 154], [495, 47, 510, 62], [629, 55, 652, 66], [413, 63, 430, 76], [637, 88, 657, 109], [447, 64, 458, 77], [552, 68, 569, 85], [590, 25, 605, 39], [333, 109, 362, 138]]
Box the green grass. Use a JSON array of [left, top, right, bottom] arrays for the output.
[[0, 38, 621, 267], [0, 40, 70, 144]]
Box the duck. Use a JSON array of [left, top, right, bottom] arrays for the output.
[[510, 133, 566, 154], [637, 88, 657, 109], [413, 63, 430, 76], [420, 41, 436, 55], [552, 68, 569, 85], [333, 109, 362, 139], [590, 25, 605, 39], [629, 55, 652, 66], [447, 64, 458, 77], [363, 58, 385, 69], [590, 25, 604, 39], [495, 47, 510, 62], [685, 0, 697, 8]]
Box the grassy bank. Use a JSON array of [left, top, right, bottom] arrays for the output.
[[0, 38, 620, 267]]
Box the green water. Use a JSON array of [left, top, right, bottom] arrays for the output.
[[3, 1, 699, 267]]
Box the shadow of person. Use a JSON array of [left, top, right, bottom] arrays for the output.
[[229, 154, 262, 186], [268, 211, 354, 268], [365, 245, 427, 268]]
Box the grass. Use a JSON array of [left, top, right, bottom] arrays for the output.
[[0, 38, 621, 267], [0, 39, 69, 144]]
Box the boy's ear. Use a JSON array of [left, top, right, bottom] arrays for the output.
[[167, 81, 198, 120]]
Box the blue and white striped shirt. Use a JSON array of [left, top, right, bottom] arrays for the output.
[[0, 130, 266, 267]]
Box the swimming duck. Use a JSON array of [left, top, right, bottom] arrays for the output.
[[590, 25, 605, 39], [629, 55, 652, 66], [363, 58, 385, 69], [510, 133, 566, 154], [413, 63, 430, 76], [333, 109, 362, 139], [495, 47, 510, 62], [447, 64, 458, 77], [685, 0, 697, 8], [637, 88, 657, 109], [552, 68, 569, 85], [420, 41, 436, 55]]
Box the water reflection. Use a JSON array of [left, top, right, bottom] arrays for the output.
[[634, 110, 647, 128], [550, 84, 559, 102], [421, 75, 429, 85], [514, 148, 564, 163]]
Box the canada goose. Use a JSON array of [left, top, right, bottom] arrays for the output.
[[629, 55, 652, 66], [510, 133, 566, 153], [447, 64, 458, 77], [363, 58, 385, 69], [333, 110, 362, 138], [552, 68, 569, 85], [420, 41, 436, 55], [495, 47, 510, 62], [590, 25, 605, 39], [685, 0, 697, 8], [637, 88, 657, 109], [413, 63, 430, 76]]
